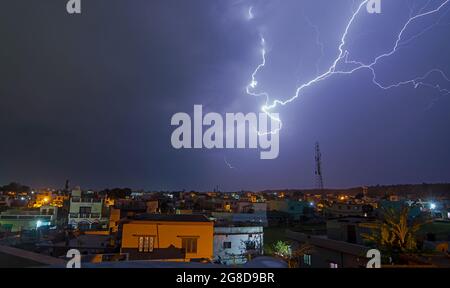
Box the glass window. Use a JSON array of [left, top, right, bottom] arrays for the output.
[[304, 254, 312, 266], [182, 238, 198, 254], [223, 242, 232, 249], [138, 236, 154, 253]]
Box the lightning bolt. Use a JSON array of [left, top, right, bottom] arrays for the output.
[[246, 0, 450, 134], [224, 157, 235, 169], [248, 6, 255, 20]]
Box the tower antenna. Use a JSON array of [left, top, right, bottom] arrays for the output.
[[315, 142, 324, 190]]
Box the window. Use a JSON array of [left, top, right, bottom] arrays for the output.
[[303, 254, 312, 266], [182, 238, 198, 254], [79, 206, 91, 216], [138, 236, 154, 253], [223, 242, 232, 249], [330, 262, 338, 269]]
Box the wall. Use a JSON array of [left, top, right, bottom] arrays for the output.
[[121, 220, 213, 261], [213, 226, 263, 265]]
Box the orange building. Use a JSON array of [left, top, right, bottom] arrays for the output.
[[120, 214, 213, 262]]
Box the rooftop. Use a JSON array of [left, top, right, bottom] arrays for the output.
[[131, 214, 211, 223]]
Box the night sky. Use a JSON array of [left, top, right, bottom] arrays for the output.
[[1, 0, 450, 191]]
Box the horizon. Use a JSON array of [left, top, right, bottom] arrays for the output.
[[3, 181, 450, 193]]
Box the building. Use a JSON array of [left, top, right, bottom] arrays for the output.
[[212, 212, 268, 227], [213, 226, 264, 265], [68, 188, 108, 230], [326, 217, 375, 245], [120, 214, 214, 262], [0, 196, 12, 212], [0, 208, 56, 232], [233, 201, 267, 214], [324, 202, 374, 218], [267, 199, 312, 221], [286, 230, 370, 268]]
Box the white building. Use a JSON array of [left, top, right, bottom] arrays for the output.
[[68, 188, 108, 230], [213, 226, 263, 265]]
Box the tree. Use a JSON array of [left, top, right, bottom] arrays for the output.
[[361, 205, 430, 262], [273, 240, 313, 268], [0, 182, 30, 193]]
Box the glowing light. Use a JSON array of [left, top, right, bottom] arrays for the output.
[[430, 203, 436, 210], [247, 0, 450, 134]]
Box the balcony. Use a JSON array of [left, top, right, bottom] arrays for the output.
[[69, 213, 101, 219]]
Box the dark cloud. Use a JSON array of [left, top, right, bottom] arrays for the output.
[[0, 0, 449, 190]]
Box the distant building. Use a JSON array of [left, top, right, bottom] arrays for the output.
[[213, 226, 264, 265], [120, 214, 214, 262], [0, 196, 12, 212], [146, 200, 159, 214], [324, 202, 374, 218], [114, 199, 147, 218], [0, 208, 57, 232], [233, 202, 267, 214], [377, 200, 421, 219], [267, 199, 312, 221], [212, 212, 268, 227]]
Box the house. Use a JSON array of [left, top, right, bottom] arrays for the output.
[[377, 200, 421, 218], [213, 226, 264, 265], [324, 202, 374, 218], [286, 230, 371, 268], [120, 214, 214, 262], [211, 212, 268, 227], [0, 208, 57, 232], [68, 188, 108, 230], [0, 196, 12, 212], [326, 217, 376, 245], [267, 199, 312, 221], [233, 201, 267, 214]]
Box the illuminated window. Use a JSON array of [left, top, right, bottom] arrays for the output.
[[330, 262, 338, 268], [304, 254, 312, 266], [182, 238, 198, 254], [138, 236, 154, 253]]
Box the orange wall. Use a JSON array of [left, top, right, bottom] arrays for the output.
[[121, 221, 213, 260]]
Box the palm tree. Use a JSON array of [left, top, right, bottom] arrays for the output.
[[361, 205, 430, 261]]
